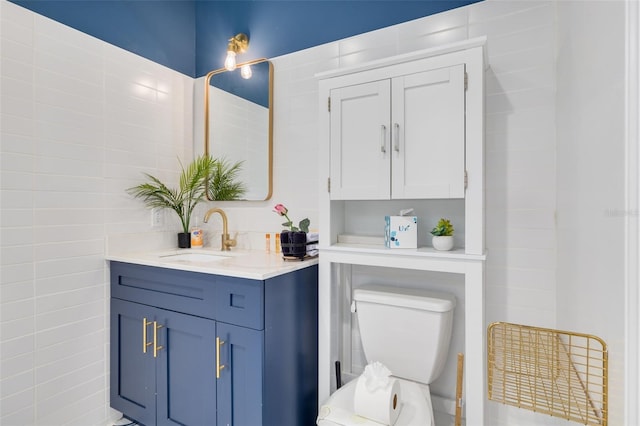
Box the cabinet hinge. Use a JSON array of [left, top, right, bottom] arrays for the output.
[[328, 97, 331, 112], [464, 170, 468, 189], [464, 72, 468, 91], [327, 177, 331, 193]]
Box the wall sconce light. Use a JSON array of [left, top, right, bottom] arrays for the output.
[[224, 33, 249, 72], [240, 64, 252, 79]]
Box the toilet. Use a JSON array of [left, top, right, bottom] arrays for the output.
[[317, 284, 456, 426]]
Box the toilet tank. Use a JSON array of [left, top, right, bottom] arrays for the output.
[[353, 284, 456, 384]]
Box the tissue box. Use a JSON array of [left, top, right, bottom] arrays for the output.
[[385, 216, 417, 248]]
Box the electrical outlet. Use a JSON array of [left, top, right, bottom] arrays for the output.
[[151, 208, 164, 228]]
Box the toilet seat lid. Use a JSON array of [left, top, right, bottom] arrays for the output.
[[317, 377, 433, 426]]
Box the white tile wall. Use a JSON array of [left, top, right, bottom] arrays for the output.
[[0, 0, 629, 425], [556, 2, 626, 425], [0, 1, 192, 425]]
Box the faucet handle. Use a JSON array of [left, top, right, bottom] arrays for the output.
[[224, 233, 237, 249]]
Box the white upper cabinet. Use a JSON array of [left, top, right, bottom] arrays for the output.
[[318, 37, 486, 254], [330, 80, 391, 200], [391, 64, 465, 199], [328, 63, 466, 201]]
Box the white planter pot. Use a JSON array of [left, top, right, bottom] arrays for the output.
[[432, 235, 454, 251]]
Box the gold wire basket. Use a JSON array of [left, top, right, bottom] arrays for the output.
[[488, 322, 608, 425]]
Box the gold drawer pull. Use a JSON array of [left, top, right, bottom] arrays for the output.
[[216, 337, 225, 379], [153, 322, 163, 358], [142, 318, 153, 353]]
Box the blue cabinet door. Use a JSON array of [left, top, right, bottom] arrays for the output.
[[216, 322, 263, 426], [155, 309, 217, 426], [112, 299, 218, 426], [110, 299, 157, 426]]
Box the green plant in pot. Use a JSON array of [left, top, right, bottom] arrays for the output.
[[127, 155, 245, 248], [430, 218, 454, 251]]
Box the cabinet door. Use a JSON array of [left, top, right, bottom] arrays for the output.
[[330, 80, 391, 200], [156, 310, 217, 426], [216, 322, 263, 426], [110, 299, 157, 426], [391, 64, 466, 199]]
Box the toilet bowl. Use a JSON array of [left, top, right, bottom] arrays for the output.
[[317, 284, 456, 426], [317, 377, 434, 426]]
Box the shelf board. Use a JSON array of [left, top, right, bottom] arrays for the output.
[[323, 242, 486, 261]]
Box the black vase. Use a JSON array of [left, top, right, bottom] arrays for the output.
[[280, 231, 307, 259], [178, 232, 191, 248]]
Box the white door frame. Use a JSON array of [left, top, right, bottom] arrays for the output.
[[625, 1, 639, 424]]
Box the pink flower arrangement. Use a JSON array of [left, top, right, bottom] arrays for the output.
[[274, 204, 310, 232]]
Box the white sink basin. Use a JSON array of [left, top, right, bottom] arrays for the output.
[[159, 252, 231, 263]]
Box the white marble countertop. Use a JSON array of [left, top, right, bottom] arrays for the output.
[[105, 248, 318, 280]]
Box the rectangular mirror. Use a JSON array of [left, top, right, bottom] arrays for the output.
[[205, 59, 273, 201]]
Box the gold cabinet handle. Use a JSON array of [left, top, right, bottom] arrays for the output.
[[143, 318, 153, 353], [216, 337, 225, 379], [153, 321, 164, 358]]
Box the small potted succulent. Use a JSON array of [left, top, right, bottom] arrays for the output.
[[430, 218, 454, 251], [274, 204, 310, 259]]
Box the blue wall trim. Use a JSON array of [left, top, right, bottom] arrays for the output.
[[9, 0, 481, 78]]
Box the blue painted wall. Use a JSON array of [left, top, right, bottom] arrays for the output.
[[9, 0, 480, 78], [11, 0, 197, 77], [195, 1, 480, 76]]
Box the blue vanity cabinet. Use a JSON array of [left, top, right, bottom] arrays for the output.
[[109, 261, 318, 426]]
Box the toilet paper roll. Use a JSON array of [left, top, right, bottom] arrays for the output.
[[353, 375, 402, 425]]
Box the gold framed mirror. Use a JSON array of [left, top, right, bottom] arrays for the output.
[[204, 58, 273, 201]]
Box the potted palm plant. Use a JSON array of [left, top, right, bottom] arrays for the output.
[[127, 155, 245, 248]]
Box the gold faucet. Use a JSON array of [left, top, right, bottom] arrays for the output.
[[203, 208, 237, 251]]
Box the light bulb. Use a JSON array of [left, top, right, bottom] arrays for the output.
[[224, 51, 237, 71], [241, 64, 252, 79]]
